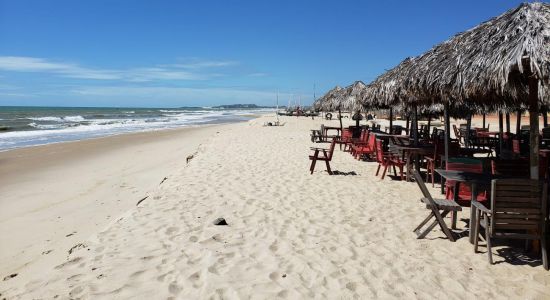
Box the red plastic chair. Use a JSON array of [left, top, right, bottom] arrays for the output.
[[445, 161, 488, 206], [375, 139, 405, 180], [339, 128, 353, 151], [351, 132, 375, 160]]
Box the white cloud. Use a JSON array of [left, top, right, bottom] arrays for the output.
[[0, 56, 233, 82], [69, 85, 308, 106], [169, 60, 239, 69]]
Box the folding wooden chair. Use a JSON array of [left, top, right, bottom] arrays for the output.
[[413, 170, 462, 242], [473, 179, 548, 269]]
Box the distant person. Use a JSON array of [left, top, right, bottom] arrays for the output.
[[367, 113, 373, 120]]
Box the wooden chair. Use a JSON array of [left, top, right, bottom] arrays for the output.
[[425, 139, 444, 187], [374, 139, 405, 180], [412, 170, 462, 242], [453, 124, 463, 145], [473, 179, 548, 270], [351, 132, 375, 160], [309, 138, 337, 175]]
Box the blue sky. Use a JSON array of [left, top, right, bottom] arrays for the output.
[[0, 0, 527, 107]]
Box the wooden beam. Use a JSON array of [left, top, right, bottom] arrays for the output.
[[406, 114, 410, 135], [413, 104, 420, 171], [516, 110, 521, 134], [505, 113, 511, 133], [529, 77, 539, 180], [444, 103, 450, 166], [413, 104, 418, 146], [389, 107, 393, 134], [427, 114, 432, 138], [465, 114, 472, 148], [523, 57, 539, 180], [543, 108, 548, 128], [499, 111, 504, 155]]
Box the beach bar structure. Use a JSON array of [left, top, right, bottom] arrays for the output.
[[360, 2, 550, 180]]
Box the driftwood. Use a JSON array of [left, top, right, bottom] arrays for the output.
[[136, 196, 149, 206]]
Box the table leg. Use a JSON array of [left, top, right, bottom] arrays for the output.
[[406, 151, 411, 182], [469, 183, 478, 244], [451, 182, 460, 229]]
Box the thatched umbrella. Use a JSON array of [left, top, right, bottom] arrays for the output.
[[401, 3, 549, 108], [362, 3, 550, 179], [313, 85, 343, 112], [338, 81, 367, 112]]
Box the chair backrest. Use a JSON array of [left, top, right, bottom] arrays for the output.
[[413, 170, 433, 199], [446, 159, 483, 173], [491, 159, 529, 178], [490, 179, 546, 234], [359, 129, 369, 143], [375, 139, 385, 163], [367, 133, 376, 151], [453, 124, 461, 138], [391, 125, 403, 135], [327, 138, 337, 160], [512, 139, 521, 154], [341, 128, 352, 141]]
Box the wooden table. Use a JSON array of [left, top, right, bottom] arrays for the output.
[[435, 169, 494, 244], [323, 126, 342, 137], [394, 145, 434, 182]]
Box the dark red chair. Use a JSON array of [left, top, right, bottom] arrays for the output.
[[309, 138, 337, 175], [375, 139, 405, 180], [351, 132, 375, 160]]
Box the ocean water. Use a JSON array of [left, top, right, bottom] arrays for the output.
[[0, 106, 270, 151]]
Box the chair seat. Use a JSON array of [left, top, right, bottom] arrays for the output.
[[421, 197, 462, 211]]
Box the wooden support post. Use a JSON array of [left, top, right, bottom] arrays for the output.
[[413, 105, 419, 146], [443, 103, 450, 194], [516, 109, 522, 134], [543, 107, 548, 128], [482, 113, 486, 129], [389, 107, 393, 134], [427, 114, 432, 138], [523, 57, 540, 180], [529, 78, 540, 180], [413, 104, 420, 172], [506, 113, 511, 133], [498, 111, 504, 155], [406, 114, 410, 136], [338, 107, 343, 135], [465, 114, 472, 148], [444, 104, 450, 162]]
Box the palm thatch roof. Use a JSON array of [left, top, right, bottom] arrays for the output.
[[313, 85, 343, 111], [337, 81, 367, 111], [360, 57, 417, 108], [362, 2, 550, 109]]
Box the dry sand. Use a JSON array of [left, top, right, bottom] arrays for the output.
[[1, 115, 549, 299]]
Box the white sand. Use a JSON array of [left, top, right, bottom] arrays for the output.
[[1, 115, 549, 299]]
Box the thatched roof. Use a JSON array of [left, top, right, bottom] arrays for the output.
[[362, 2, 550, 109], [360, 57, 417, 108], [337, 81, 367, 111], [313, 85, 343, 111]]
